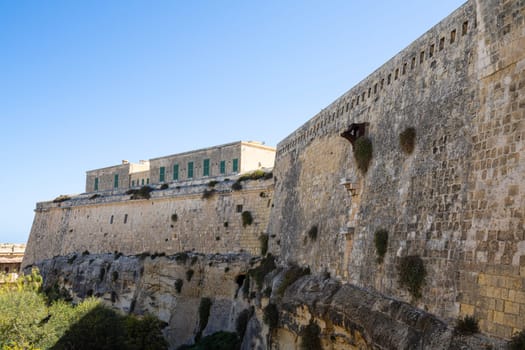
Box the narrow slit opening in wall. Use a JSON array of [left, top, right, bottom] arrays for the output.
[[387, 74, 391, 84], [402, 63, 407, 75], [124, 214, 128, 224], [450, 29, 456, 43], [439, 37, 445, 50], [351, 100, 354, 108], [462, 21, 468, 35], [380, 78, 384, 89], [374, 83, 377, 94], [420, 51, 425, 63], [345, 102, 349, 112], [110, 215, 114, 224], [395, 68, 399, 80], [356, 96, 359, 105], [362, 92, 365, 101], [367, 88, 371, 98], [411, 57, 416, 69], [429, 44, 434, 57]]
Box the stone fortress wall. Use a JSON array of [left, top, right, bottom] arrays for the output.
[[23, 177, 273, 268], [268, 0, 525, 339]]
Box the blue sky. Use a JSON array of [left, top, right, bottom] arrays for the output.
[[0, 0, 465, 244]]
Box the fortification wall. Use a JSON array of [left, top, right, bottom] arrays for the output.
[[23, 178, 273, 268], [268, 0, 525, 338]]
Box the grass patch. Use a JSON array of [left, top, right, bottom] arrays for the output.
[[248, 254, 276, 290], [353, 136, 373, 173], [53, 195, 71, 203], [399, 127, 416, 154], [301, 320, 322, 350], [263, 303, 279, 329], [201, 189, 215, 199], [509, 330, 525, 350], [277, 265, 310, 296], [398, 255, 426, 299], [374, 229, 388, 263], [259, 234, 268, 256], [455, 315, 479, 335], [308, 226, 318, 241], [127, 186, 154, 200], [242, 211, 253, 227]]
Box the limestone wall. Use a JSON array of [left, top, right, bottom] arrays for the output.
[[23, 178, 273, 268], [268, 0, 525, 338]]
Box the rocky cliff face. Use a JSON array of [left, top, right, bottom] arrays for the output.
[[29, 253, 504, 349]]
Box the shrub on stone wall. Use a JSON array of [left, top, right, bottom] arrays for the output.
[[242, 211, 253, 227], [509, 330, 525, 350], [399, 127, 416, 154], [207, 180, 218, 188], [263, 303, 279, 329], [248, 254, 276, 289], [231, 181, 243, 191], [196, 297, 213, 341], [259, 234, 268, 256], [308, 226, 318, 241], [201, 189, 215, 199], [353, 136, 373, 173], [300, 320, 322, 350], [455, 315, 479, 335], [374, 229, 388, 263], [127, 186, 153, 200], [398, 255, 426, 298], [160, 183, 169, 190]]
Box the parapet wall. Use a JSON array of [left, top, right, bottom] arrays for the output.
[[23, 178, 273, 268], [269, 0, 525, 338]]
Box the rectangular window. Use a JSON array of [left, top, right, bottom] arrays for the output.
[[159, 166, 165, 182], [131, 180, 135, 187], [94, 177, 99, 191], [450, 29, 456, 43], [146, 178, 149, 184], [114, 174, 119, 189], [203, 159, 210, 176], [232, 158, 239, 173], [124, 214, 128, 224], [220, 161, 226, 174], [429, 44, 435, 57], [188, 161, 194, 178], [173, 164, 179, 180], [141, 179, 144, 186], [439, 37, 445, 51]]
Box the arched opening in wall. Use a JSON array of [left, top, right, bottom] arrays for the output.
[[450, 29, 456, 43]]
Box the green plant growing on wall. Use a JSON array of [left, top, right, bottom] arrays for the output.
[[276, 265, 310, 296], [201, 189, 215, 199], [248, 254, 276, 290], [160, 183, 169, 190], [399, 127, 416, 154], [127, 186, 153, 200], [259, 234, 269, 256], [300, 320, 322, 350], [398, 255, 426, 298], [455, 315, 479, 335], [207, 180, 218, 188], [263, 303, 279, 329], [196, 297, 213, 341], [308, 226, 318, 241], [242, 211, 253, 227], [374, 229, 388, 263], [509, 330, 525, 350], [353, 136, 373, 173], [186, 269, 194, 282], [231, 181, 242, 191]]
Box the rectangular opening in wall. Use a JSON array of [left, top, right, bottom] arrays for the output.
[[402, 63, 407, 75], [173, 164, 179, 180], [114, 174, 119, 189], [373, 83, 377, 94], [367, 88, 371, 98], [236, 204, 243, 213], [220, 160, 226, 174], [141, 179, 145, 186], [147, 178, 149, 184], [345, 102, 349, 112], [188, 161, 194, 178], [394, 68, 399, 80], [356, 96, 359, 105], [94, 177, 99, 191], [203, 159, 210, 176], [124, 214, 128, 224], [387, 74, 391, 84], [131, 180, 135, 187], [450, 29, 456, 43], [420, 51, 425, 63], [462, 21, 468, 35], [110, 215, 114, 224], [429, 44, 435, 57], [411, 57, 416, 69], [362, 92, 365, 100], [439, 37, 445, 50], [159, 166, 165, 182], [380, 78, 384, 89], [232, 158, 239, 173]]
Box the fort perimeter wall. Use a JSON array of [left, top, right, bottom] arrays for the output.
[[268, 0, 525, 338]]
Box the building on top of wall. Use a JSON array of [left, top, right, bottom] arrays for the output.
[[85, 141, 276, 193], [0, 243, 25, 283]]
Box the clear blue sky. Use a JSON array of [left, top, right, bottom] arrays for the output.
[[0, 0, 465, 244]]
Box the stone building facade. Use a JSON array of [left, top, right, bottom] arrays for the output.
[[85, 141, 275, 192], [0, 244, 25, 283]]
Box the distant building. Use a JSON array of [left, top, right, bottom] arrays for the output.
[[85, 141, 276, 192], [0, 244, 25, 283]]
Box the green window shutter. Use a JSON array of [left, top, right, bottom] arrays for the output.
[[173, 164, 179, 180], [220, 161, 225, 174], [203, 159, 210, 176], [159, 166, 165, 182], [232, 158, 239, 173], [188, 162, 194, 178], [94, 177, 99, 191], [131, 180, 135, 187], [147, 178, 149, 184], [114, 174, 119, 188], [141, 179, 144, 185]]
